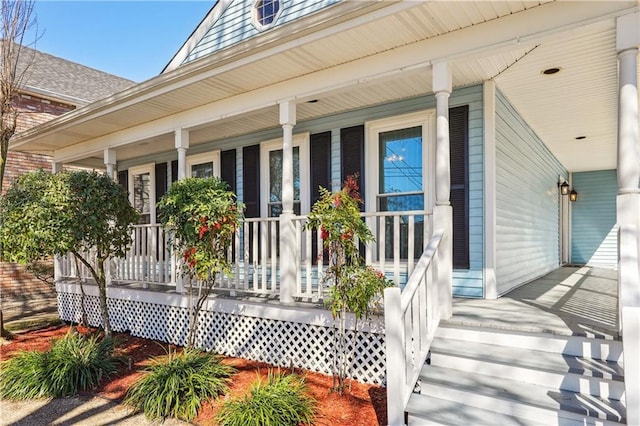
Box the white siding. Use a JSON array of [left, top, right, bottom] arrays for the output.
[[184, 0, 341, 65], [495, 90, 567, 295]]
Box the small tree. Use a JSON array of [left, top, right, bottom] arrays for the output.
[[306, 175, 392, 394], [0, 170, 140, 337], [157, 177, 243, 348], [0, 0, 37, 338]]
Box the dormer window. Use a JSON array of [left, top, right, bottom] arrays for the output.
[[253, 0, 282, 31]]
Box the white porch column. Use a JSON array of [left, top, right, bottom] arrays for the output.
[[103, 149, 116, 180], [279, 100, 297, 304], [102, 149, 117, 286], [173, 129, 190, 294], [52, 162, 64, 283], [616, 12, 640, 426], [433, 61, 453, 319], [175, 129, 190, 180]]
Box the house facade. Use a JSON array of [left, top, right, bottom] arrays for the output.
[[10, 1, 639, 424]]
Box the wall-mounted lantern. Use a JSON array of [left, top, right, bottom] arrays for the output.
[[559, 181, 570, 196], [569, 189, 578, 202]]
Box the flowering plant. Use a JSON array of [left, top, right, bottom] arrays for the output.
[[306, 175, 392, 394], [157, 177, 243, 347]]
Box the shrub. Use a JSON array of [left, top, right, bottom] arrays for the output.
[[124, 349, 235, 421], [217, 370, 317, 426], [0, 330, 117, 399]]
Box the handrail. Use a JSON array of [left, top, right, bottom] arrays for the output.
[[385, 230, 444, 426]]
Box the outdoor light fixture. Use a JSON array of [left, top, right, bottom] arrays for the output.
[[559, 181, 570, 196], [570, 189, 578, 202]]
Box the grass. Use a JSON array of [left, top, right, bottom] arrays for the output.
[[0, 329, 117, 399], [5, 316, 63, 333], [217, 369, 317, 426], [124, 348, 235, 421]]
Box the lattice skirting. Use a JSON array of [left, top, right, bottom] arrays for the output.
[[57, 292, 386, 384]]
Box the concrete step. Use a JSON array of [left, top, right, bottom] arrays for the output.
[[414, 365, 626, 425], [436, 322, 623, 363], [429, 338, 625, 400]]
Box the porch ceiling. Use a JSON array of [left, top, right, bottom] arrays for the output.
[[10, 1, 639, 173]]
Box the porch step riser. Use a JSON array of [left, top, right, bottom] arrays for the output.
[[436, 324, 623, 363], [418, 382, 625, 425], [407, 395, 623, 426], [429, 351, 625, 400]]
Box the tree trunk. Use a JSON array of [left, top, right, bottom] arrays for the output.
[[0, 309, 9, 338], [96, 258, 111, 338]]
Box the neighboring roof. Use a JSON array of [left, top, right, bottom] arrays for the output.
[[15, 43, 135, 106]]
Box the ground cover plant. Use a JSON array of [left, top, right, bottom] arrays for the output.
[[124, 348, 235, 421], [216, 369, 316, 426], [0, 329, 117, 399], [0, 324, 387, 425]]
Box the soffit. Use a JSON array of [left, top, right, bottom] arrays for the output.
[[495, 21, 623, 172], [12, 1, 550, 155]]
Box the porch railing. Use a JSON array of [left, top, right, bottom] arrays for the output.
[[384, 229, 445, 426], [58, 210, 433, 302]]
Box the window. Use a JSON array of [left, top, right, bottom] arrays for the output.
[[129, 164, 156, 224], [378, 126, 424, 212], [365, 111, 434, 259], [252, 0, 282, 30], [260, 134, 310, 217], [186, 151, 220, 179], [365, 111, 434, 213]]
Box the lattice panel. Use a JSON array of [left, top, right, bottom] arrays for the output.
[[57, 291, 386, 384]]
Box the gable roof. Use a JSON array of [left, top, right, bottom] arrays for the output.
[[163, 0, 341, 73], [15, 44, 135, 106]]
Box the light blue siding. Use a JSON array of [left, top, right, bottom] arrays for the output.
[[118, 86, 485, 297], [183, 0, 341, 66], [495, 90, 567, 295], [571, 170, 617, 267]]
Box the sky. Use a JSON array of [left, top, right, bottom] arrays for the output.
[[28, 1, 215, 83]]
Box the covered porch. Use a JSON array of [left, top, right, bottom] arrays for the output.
[[450, 266, 619, 340]]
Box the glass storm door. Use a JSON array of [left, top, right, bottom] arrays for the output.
[[268, 146, 301, 217], [377, 125, 424, 258]]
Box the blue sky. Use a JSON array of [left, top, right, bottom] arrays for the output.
[[29, 1, 215, 82]]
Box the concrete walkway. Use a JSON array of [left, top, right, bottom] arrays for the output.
[[0, 396, 188, 426], [448, 266, 619, 339]]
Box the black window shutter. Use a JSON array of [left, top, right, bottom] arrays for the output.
[[221, 149, 237, 194], [155, 163, 168, 201], [171, 160, 178, 184], [243, 145, 260, 218], [117, 170, 128, 192], [310, 131, 331, 205], [155, 163, 167, 222], [340, 125, 365, 203], [449, 105, 469, 269]]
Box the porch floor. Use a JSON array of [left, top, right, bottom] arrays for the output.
[[448, 266, 619, 340]]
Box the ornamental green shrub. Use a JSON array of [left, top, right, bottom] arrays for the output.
[[0, 330, 117, 399], [124, 348, 235, 421], [216, 370, 316, 426]]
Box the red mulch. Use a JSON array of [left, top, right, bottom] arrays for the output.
[[0, 325, 387, 425]]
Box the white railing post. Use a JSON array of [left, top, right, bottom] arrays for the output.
[[384, 286, 405, 426], [279, 213, 296, 303], [433, 205, 452, 319]]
